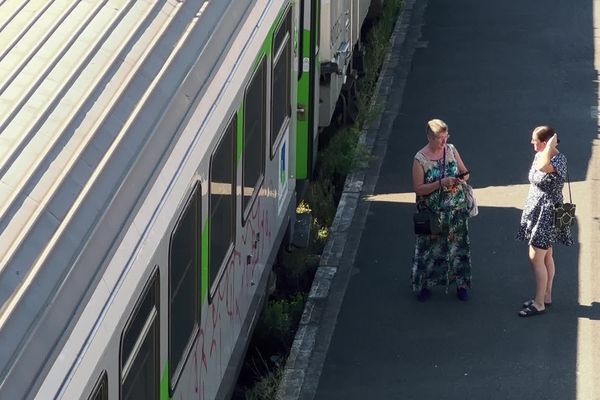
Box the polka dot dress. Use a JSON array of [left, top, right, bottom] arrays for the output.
[[516, 152, 574, 249]]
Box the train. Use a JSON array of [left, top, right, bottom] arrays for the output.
[[0, 0, 384, 399]]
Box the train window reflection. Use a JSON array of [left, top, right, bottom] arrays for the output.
[[169, 184, 200, 391], [120, 271, 159, 400], [209, 116, 236, 293], [243, 57, 266, 219], [271, 7, 292, 154], [88, 371, 108, 400]]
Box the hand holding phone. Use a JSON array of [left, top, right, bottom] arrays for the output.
[[455, 170, 470, 179]]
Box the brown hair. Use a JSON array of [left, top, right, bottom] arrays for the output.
[[426, 119, 448, 137], [532, 125, 555, 142]]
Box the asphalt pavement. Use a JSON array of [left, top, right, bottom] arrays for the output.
[[279, 1, 600, 399]]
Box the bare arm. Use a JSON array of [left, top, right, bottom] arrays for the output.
[[534, 134, 558, 173], [412, 159, 457, 195]]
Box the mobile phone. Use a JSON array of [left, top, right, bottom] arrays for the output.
[[455, 170, 470, 179]]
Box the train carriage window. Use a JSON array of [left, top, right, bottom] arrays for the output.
[[169, 184, 201, 391], [243, 57, 267, 219], [88, 371, 108, 400], [271, 7, 293, 156], [209, 116, 236, 293], [120, 271, 159, 400]]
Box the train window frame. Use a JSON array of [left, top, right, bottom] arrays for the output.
[[87, 371, 108, 400], [119, 269, 160, 400], [298, 0, 304, 80], [270, 6, 293, 159], [208, 114, 237, 299], [242, 56, 267, 223], [168, 183, 201, 393]]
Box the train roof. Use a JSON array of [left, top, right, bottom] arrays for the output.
[[0, 0, 255, 397]]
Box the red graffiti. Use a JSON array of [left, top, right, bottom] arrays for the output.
[[192, 190, 275, 399]]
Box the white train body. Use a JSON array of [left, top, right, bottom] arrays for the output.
[[0, 1, 297, 399], [0, 0, 382, 399]]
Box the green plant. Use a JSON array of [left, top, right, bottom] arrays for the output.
[[296, 200, 312, 214], [276, 247, 318, 293], [358, 0, 403, 108], [244, 366, 283, 400], [305, 178, 336, 228], [252, 294, 306, 354], [317, 125, 371, 180]]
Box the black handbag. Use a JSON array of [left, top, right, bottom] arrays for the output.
[[554, 171, 576, 229], [413, 208, 441, 235], [413, 148, 445, 235]]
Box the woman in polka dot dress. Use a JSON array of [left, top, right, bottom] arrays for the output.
[[516, 126, 573, 317]]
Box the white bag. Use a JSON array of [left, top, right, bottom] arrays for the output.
[[463, 184, 478, 217]]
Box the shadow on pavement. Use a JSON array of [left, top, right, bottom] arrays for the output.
[[315, 0, 596, 399]]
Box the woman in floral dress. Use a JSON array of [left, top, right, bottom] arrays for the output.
[[411, 119, 472, 301], [516, 126, 573, 317]]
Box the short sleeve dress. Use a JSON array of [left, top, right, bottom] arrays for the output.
[[516, 152, 574, 249]]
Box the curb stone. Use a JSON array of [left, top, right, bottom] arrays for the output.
[[275, 0, 418, 398]]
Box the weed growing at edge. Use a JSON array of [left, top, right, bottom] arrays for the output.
[[237, 1, 404, 398]]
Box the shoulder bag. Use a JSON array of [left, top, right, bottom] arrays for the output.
[[464, 183, 478, 217], [554, 170, 576, 229]]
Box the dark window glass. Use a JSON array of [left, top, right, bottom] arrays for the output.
[[169, 185, 200, 388], [243, 59, 266, 216], [88, 372, 108, 400], [274, 9, 291, 53], [122, 322, 159, 400], [210, 118, 236, 291], [121, 273, 159, 400], [271, 9, 292, 151], [121, 279, 157, 364]]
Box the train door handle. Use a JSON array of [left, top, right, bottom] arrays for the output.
[[297, 104, 306, 121]]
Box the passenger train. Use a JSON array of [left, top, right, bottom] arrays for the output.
[[0, 0, 382, 399]]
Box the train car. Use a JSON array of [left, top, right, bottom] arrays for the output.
[[0, 0, 385, 399], [295, 0, 321, 180], [318, 0, 381, 128], [0, 0, 298, 399], [295, 0, 383, 181]]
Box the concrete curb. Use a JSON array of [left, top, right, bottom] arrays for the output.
[[275, 1, 418, 398]]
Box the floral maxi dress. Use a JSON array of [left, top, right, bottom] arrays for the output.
[[516, 152, 573, 249], [412, 144, 472, 293]]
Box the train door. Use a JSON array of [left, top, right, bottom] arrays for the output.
[[296, 0, 320, 180]]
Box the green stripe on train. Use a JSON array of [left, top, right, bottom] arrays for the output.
[[237, 109, 243, 163], [295, 28, 312, 179], [161, 364, 170, 400]]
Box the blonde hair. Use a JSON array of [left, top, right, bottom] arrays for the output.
[[426, 119, 448, 137]]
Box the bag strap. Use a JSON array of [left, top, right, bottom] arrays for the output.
[[565, 169, 572, 203], [435, 146, 447, 208]]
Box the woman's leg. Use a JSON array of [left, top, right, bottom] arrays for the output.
[[412, 235, 432, 293], [449, 213, 471, 290], [528, 245, 549, 310], [544, 246, 555, 303]]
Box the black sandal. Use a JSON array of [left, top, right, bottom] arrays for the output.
[[522, 299, 552, 309], [518, 304, 546, 317]]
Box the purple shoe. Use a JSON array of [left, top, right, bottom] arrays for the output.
[[416, 288, 432, 302], [457, 287, 470, 301]]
